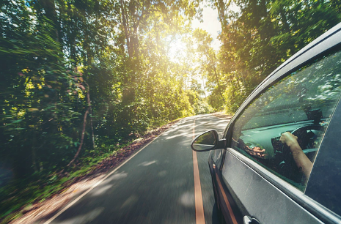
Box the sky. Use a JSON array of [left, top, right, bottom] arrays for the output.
[[191, 3, 222, 94], [166, 2, 222, 94], [192, 3, 222, 51], [167, 3, 222, 62]]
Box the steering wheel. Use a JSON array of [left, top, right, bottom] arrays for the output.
[[287, 125, 323, 152], [271, 125, 323, 182], [272, 125, 323, 154]]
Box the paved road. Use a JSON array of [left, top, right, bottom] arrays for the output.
[[51, 114, 230, 224]]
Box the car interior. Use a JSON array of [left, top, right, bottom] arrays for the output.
[[237, 110, 328, 188], [231, 48, 341, 190]]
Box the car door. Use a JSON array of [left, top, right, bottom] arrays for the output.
[[218, 33, 341, 223], [304, 99, 341, 221]]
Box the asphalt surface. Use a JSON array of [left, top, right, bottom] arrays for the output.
[[51, 114, 230, 224]]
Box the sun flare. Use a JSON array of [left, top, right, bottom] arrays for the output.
[[167, 37, 187, 61]]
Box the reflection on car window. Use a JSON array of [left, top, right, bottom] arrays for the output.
[[231, 48, 341, 190]]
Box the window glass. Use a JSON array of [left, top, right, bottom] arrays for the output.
[[231, 49, 341, 190]]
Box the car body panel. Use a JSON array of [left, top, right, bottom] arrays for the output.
[[206, 22, 341, 224], [222, 149, 321, 223], [305, 99, 341, 218]]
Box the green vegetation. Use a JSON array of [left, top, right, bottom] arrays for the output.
[[206, 0, 341, 113], [0, 0, 205, 221], [0, 119, 175, 223], [1, 0, 341, 222]]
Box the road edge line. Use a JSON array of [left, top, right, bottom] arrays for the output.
[[44, 119, 183, 224]]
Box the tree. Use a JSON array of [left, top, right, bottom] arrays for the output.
[[207, 0, 341, 113]]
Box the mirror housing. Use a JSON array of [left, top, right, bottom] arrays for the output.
[[191, 130, 226, 152]]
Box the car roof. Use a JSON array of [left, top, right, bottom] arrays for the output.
[[233, 22, 341, 118]]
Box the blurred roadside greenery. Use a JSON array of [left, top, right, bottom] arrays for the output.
[[1, 0, 341, 223], [0, 118, 178, 223], [206, 0, 341, 113], [0, 0, 207, 222]]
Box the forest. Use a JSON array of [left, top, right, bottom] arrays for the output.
[[1, 0, 341, 222]]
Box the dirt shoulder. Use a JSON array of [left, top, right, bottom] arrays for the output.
[[9, 119, 180, 224]]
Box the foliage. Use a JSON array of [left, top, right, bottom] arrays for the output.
[[2, 0, 340, 221], [205, 0, 341, 113], [0, 0, 205, 220]]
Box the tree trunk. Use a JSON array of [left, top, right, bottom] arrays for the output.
[[120, 0, 131, 57], [212, 53, 224, 101], [32, 147, 38, 172], [217, 0, 227, 28], [67, 82, 92, 166], [67, 106, 90, 166], [39, 0, 59, 42], [90, 108, 96, 149]]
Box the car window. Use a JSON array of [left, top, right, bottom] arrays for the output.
[[231, 48, 341, 190]]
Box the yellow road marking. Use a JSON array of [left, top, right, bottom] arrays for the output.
[[192, 119, 205, 224]]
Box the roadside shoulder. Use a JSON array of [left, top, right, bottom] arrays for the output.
[[9, 119, 181, 224], [211, 112, 233, 120]]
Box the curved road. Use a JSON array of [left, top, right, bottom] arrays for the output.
[[50, 114, 230, 224]]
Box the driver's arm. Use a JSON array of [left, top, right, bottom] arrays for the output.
[[280, 132, 313, 178]]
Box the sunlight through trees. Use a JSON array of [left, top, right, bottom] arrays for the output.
[[1, 0, 341, 222]]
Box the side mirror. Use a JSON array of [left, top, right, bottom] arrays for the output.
[[191, 130, 225, 152]]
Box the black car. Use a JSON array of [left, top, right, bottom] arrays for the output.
[[191, 22, 341, 223]]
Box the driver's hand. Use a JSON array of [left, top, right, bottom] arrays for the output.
[[280, 132, 299, 148], [252, 146, 266, 153]]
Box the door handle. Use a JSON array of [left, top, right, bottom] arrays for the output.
[[243, 215, 260, 224]]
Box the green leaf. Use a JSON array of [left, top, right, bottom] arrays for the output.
[[11, 120, 23, 124]]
